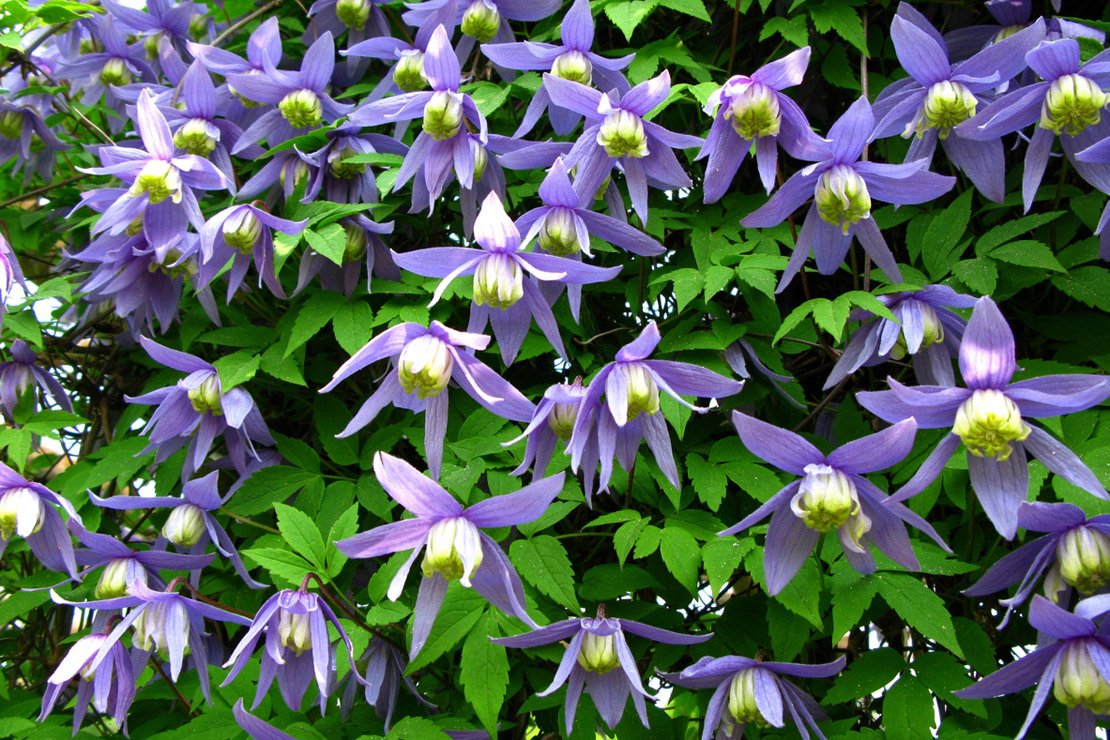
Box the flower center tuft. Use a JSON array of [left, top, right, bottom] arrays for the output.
[[725, 81, 781, 140], [551, 50, 592, 86], [187, 374, 224, 415], [397, 334, 454, 399], [0, 486, 45, 540], [277, 608, 312, 655], [1040, 74, 1109, 136], [461, 0, 500, 43], [279, 89, 324, 129], [815, 165, 871, 234], [905, 80, 977, 140], [1054, 641, 1110, 714], [728, 668, 772, 728], [421, 517, 483, 581], [1056, 526, 1110, 595], [952, 389, 1030, 461], [790, 464, 870, 547], [423, 90, 464, 141], [577, 632, 620, 674], [597, 110, 649, 159], [473, 253, 524, 309]]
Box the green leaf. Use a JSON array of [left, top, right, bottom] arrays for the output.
[[286, 290, 348, 358], [242, 547, 312, 586], [461, 81, 510, 117], [768, 600, 810, 662], [976, 211, 1064, 252], [406, 583, 486, 673], [883, 674, 937, 740], [602, 0, 661, 41], [326, 503, 360, 578], [21, 410, 87, 436], [664, 0, 709, 20], [830, 574, 877, 643], [988, 240, 1065, 271], [212, 349, 260, 391], [274, 502, 327, 570], [385, 717, 451, 740], [774, 298, 826, 344], [509, 535, 579, 610], [822, 647, 905, 703], [810, 0, 868, 54], [911, 651, 987, 717], [304, 223, 348, 266], [687, 453, 726, 511], [759, 15, 808, 47], [460, 612, 509, 738], [659, 525, 701, 592], [272, 432, 321, 473], [841, 291, 897, 322], [227, 466, 321, 516], [922, 189, 973, 280], [614, 517, 648, 567], [952, 258, 998, 295], [702, 538, 750, 596], [745, 548, 823, 627], [1052, 266, 1110, 312], [332, 300, 374, 355], [876, 572, 964, 658], [260, 341, 307, 385], [634, 523, 662, 559]]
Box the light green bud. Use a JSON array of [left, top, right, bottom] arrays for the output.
[[1040, 74, 1109, 136], [725, 82, 781, 140], [394, 51, 428, 93], [144, 33, 162, 59], [790, 464, 867, 536], [187, 374, 224, 415], [471, 140, 488, 181], [278, 608, 312, 655], [952, 389, 1030, 461], [1057, 526, 1110, 594], [551, 50, 592, 86], [280, 158, 309, 189], [0, 111, 22, 140], [814, 165, 871, 234], [548, 401, 579, 440], [537, 209, 581, 257], [189, 14, 209, 40], [174, 118, 217, 156], [994, 25, 1023, 42], [95, 558, 137, 599], [125, 215, 145, 236], [461, 0, 500, 43], [328, 145, 367, 179], [577, 632, 620, 674], [162, 504, 207, 548], [99, 58, 132, 86], [336, 0, 372, 29], [222, 209, 263, 254], [906, 80, 978, 140], [279, 89, 324, 129], [422, 90, 464, 141], [129, 160, 183, 205], [149, 249, 196, 279], [0, 486, 44, 540], [473, 253, 524, 309], [343, 223, 368, 263], [621, 363, 660, 421], [597, 110, 649, 158], [728, 668, 772, 728], [1054, 641, 1110, 714], [892, 303, 945, 360], [397, 334, 454, 399], [421, 517, 482, 583]]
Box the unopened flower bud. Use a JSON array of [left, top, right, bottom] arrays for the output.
[[174, 118, 218, 156], [99, 58, 132, 86], [0, 111, 22, 140], [187, 374, 224, 415], [95, 558, 141, 599], [952, 389, 1030, 461], [421, 517, 482, 583], [577, 632, 619, 674], [473, 253, 524, 309], [394, 51, 428, 93], [620, 363, 660, 421], [336, 0, 372, 29], [279, 89, 324, 129], [328, 145, 366, 179], [471, 139, 488, 181], [343, 223, 367, 262], [189, 14, 208, 40], [422, 90, 464, 141], [815, 165, 871, 234], [398, 334, 454, 399], [1044, 562, 1068, 603], [725, 82, 781, 139], [150, 249, 196, 279], [144, 33, 162, 59], [728, 668, 772, 728], [461, 0, 500, 43], [222, 209, 263, 253], [791, 464, 867, 537], [280, 157, 309, 189], [1041, 74, 1109, 136], [893, 303, 944, 360], [129, 160, 183, 205], [162, 504, 207, 548], [548, 400, 579, 439], [551, 50, 592, 86], [906, 80, 977, 140], [538, 209, 582, 257], [597, 110, 648, 158], [0, 486, 44, 540], [1054, 641, 1110, 714], [1057, 526, 1110, 594], [278, 608, 312, 655]]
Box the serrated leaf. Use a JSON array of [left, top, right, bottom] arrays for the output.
[[911, 651, 986, 717], [774, 298, 825, 344], [285, 290, 347, 358], [460, 612, 509, 737], [332, 300, 374, 355], [813, 296, 849, 339], [272, 432, 321, 473], [614, 517, 648, 567], [759, 15, 808, 47], [509, 535, 579, 610], [977, 211, 1064, 252], [326, 503, 360, 578], [274, 502, 327, 570], [385, 717, 451, 740], [989, 239, 1065, 271], [687, 453, 726, 511], [242, 547, 312, 586], [745, 548, 822, 627], [703, 538, 750, 596], [406, 583, 486, 673], [227, 466, 321, 516], [883, 674, 936, 740], [922, 189, 973, 280], [212, 349, 260, 391], [768, 600, 810, 661], [603, 0, 661, 41], [810, 0, 868, 54], [1052, 266, 1110, 312], [303, 223, 347, 265], [634, 524, 662, 559], [841, 291, 897, 321], [876, 572, 964, 658], [831, 575, 877, 643], [822, 647, 905, 704], [952, 258, 998, 294], [659, 525, 700, 592]]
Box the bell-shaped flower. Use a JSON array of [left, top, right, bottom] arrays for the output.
[[334, 452, 565, 658], [720, 413, 950, 595], [340, 637, 433, 729], [404, 0, 561, 49], [742, 96, 955, 292], [223, 586, 364, 713], [305, 0, 391, 63], [394, 191, 620, 364], [700, 47, 827, 200], [492, 608, 711, 730], [319, 321, 534, 478], [954, 594, 1110, 740], [505, 378, 587, 481], [481, 0, 633, 137], [188, 16, 281, 120], [160, 62, 254, 181], [70, 521, 214, 599], [293, 214, 398, 297], [196, 203, 308, 301], [297, 125, 408, 205], [659, 654, 845, 740], [54, 16, 156, 113], [858, 297, 1110, 539], [88, 471, 266, 589], [0, 461, 79, 578], [823, 284, 976, 390], [38, 629, 136, 735], [0, 99, 67, 185], [965, 501, 1110, 625], [544, 71, 704, 225], [567, 321, 744, 501], [125, 337, 275, 479], [723, 337, 804, 410], [0, 340, 72, 421]]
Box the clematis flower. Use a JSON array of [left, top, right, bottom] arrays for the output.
[[823, 285, 976, 390], [340, 637, 433, 729], [404, 0, 561, 48], [0, 461, 79, 578], [125, 337, 275, 479], [954, 594, 1110, 740], [187, 16, 282, 120], [481, 0, 633, 137], [544, 71, 704, 225], [505, 378, 588, 481], [741, 96, 955, 292], [223, 587, 364, 713], [0, 99, 67, 185], [857, 296, 1110, 539], [0, 231, 27, 320], [296, 125, 408, 205], [293, 214, 398, 297], [196, 203, 308, 301], [0, 340, 72, 421], [568, 322, 744, 500], [393, 191, 620, 364], [38, 629, 136, 736], [69, 521, 214, 599], [334, 452, 564, 658], [492, 608, 712, 730], [659, 654, 846, 740], [965, 501, 1110, 626], [54, 15, 156, 117], [700, 47, 827, 200], [318, 321, 534, 479], [1072, 133, 1110, 260], [719, 413, 950, 595]]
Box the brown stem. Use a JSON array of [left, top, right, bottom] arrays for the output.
[[149, 657, 197, 716], [210, 0, 287, 48], [0, 173, 88, 210]]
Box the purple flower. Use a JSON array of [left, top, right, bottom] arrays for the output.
[[38, 630, 136, 736], [1072, 132, 1110, 260], [492, 609, 712, 730], [394, 191, 619, 364], [404, 0, 561, 48], [335, 452, 564, 658], [724, 338, 804, 410], [659, 654, 846, 740], [0, 99, 67, 185], [0, 340, 72, 421], [318, 320, 534, 479], [858, 296, 1110, 539], [0, 461, 79, 578], [700, 47, 826, 200], [125, 337, 274, 479], [296, 125, 408, 205], [871, 5, 1045, 202], [965, 501, 1110, 625], [54, 15, 156, 112], [719, 412, 950, 595], [196, 203, 308, 301], [340, 637, 433, 729], [223, 587, 364, 713], [505, 378, 587, 481], [544, 71, 704, 225], [741, 96, 955, 292], [953, 594, 1110, 740], [823, 284, 977, 390], [481, 0, 633, 137], [0, 230, 26, 321], [293, 214, 398, 297], [70, 521, 214, 599], [567, 321, 744, 500], [233, 699, 299, 740]]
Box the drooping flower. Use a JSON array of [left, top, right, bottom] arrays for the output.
[[0, 340, 72, 421], [69, 521, 214, 599], [659, 654, 846, 740], [723, 338, 804, 410], [0, 461, 79, 578], [293, 214, 398, 297], [0, 231, 27, 322], [492, 607, 712, 730], [404, 0, 561, 48], [719, 413, 950, 595], [857, 296, 1110, 539], [38, 629, 136, 736], [741, 96, 956, 292], [393, 191, 620, 364], [0, 99, 67, 185], [195, 203, 308, 301], [296, 125, 408, 205], [54, 15, 156, 117], [505, 378, 588, 481], [334, 452, 564, 658], [340, 637, 433, 729], [187, 16, 282, 118], [318, 321, 534, 479]]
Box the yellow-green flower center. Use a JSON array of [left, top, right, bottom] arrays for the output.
[[461, 0, 500, 43], [577, 632, 620, 674], [952, 389, 1030, 461], [279, 89, 324, 129], [790, 465, 870, 546], [187, 374, 224, 415], [397, 334, 454, 399], [394, 52, 428, 93], [336, 0, 371, 28], [1040, 74, 1109, 136], [620, 363, 660, 421], [329, 145, 367, 179], [99, 58, 132, 86], [1054, 642, 1110, 714], [343, 223, 368, 263], [129, 160, 183, 205], [815, 165, 871, 234], [597, 110, 648, 158], [538, 209, 582, 257], [0, 486, 44, 540], [95, 558, 136, 599], [728, 668, 772, 728], [174, 118, 217, 156], [277, 608, 312, 655], [1057, 526, 1110, 594], [551, 50, 592, 86], [162, 504, 207, 548], [0, 111, 23, 140], [548, 401, 579, 440], [222, 209, 263, 254], [423, 90, 464, 141], [725, 82, 781, 140], [907, 80, 977, 140], [473, 253, 524, 309], [421, 517, 483, 582]]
